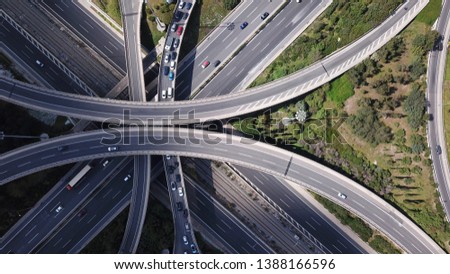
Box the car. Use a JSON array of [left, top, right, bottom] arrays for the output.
[[178, 1, 185, 9], [182, 12, 188, 20], [57, 145, 68, 152], [124, 174, 132, 182], [161, 89, 167, 99], [171, 182, 176, 191], [168, 166, 175, 174], [102, 159, 110, 167], [240, 21, 248, 30], [55, 205, 63, 213], [190, 243, 197, 253], [167, 87, 173, 98], [163, 66, 170, 76], [36, 60, 44, 67], [166, 155, 171, 160], [213, 60, 221, 67], [170, 23, 177, 32], [185, 222, 190, 231], [296, 0, 302, 2], [178, 186, 184, 197], [177, 202, 183, 211], [261, 12, 269, 20], [174, 11, 183, 21], [173, 38, 180, 48], [108, 146, 118, 152], [183, 235, 188, 245], [338, 192, 347, 199], [201, 61, 210, 68], [164, 54, 170, 63], [183, 209, 188, 217], [77, 209, 87, 217], [170, 60, 176, 70], [169, 71, 174, 81], [177, 26, 184, 36], [436, 145, 442, 155], [171, 51, 177, 60], [186, 2, 193, 10], [176, 174, 181, 182]]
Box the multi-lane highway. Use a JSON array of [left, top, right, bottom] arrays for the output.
[[0, 0, 429, 125], [38, 0, 126, 73], [427, 0, 450, 221], [0, 127, 444, 254]]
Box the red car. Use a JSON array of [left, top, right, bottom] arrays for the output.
[[177, 26, 184, 36], [201, 61, 210, 68]]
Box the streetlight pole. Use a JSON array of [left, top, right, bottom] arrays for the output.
[[0, 131, 48, 141]]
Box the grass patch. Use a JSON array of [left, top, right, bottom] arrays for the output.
[[415, 0, 442, 26], [327, 74, 354, 106], [251, 0, 404, 87], [92, 0, 122, 26]]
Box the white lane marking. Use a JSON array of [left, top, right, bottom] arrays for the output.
[[62, 239, 71, 248], [308, 176, 323, 185], [84, 20, 94, 29], [27, 233, 40, 244], [305, 221, 316, 231], [278, 198, 290, 208], [20, 51, 31, 59], [224, 37, 238, 50], [24, 225, 37, 237], [78, 24, 89, 33], [18, 161, 31, 168], [352, 200, 366, 209], [332, 244, 343, 254], [104, 45, 114, 54], [310, 217, 321, 226], [53, 237, 62, 247], [54, 3, 64, 11], [336, 239, 347, 248], [108, 41, 119, 50], [41, 154, 56, 160], [372, 213, 385, 223], [87, 214, 96, 224]]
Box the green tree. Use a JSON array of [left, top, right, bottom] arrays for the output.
[[403, 84, 426, 131], [347, 106, 393, 145], [223, 0, 240, 10]]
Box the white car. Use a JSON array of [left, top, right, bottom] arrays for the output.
[[36, 60, 44, 67], [170, 23, 177, 32], [108, 146, 118, 152], [161, 89, 167, 99], [167, 87, 173, 98], [178, 1, 185, 9], [178, 187, 184, 197], [183, 235, 188, 245], [55, 205, 63, 213], [102, 160, 109, 167], [171, 182, 176, 191], [164, 54, 170, 63], [124, 174, 132, 182], [170, 60, 176, 70], [338, 192, 347, 199]]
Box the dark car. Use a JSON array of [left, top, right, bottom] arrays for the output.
[[261, 12, 269, 20], [171, 51, 177, 60], [213, 60, 221, 67], [240, 21, 248, 30], [176, 174, 181, 182], [183, 209, 188, 217], [186, 2, 193, 10], [176, 202, 183, 211], [77, 209, 87, 217], [183, 12, 189, 20], [174, 11, 183, 21], [163, 66, 170, 76], [190, 244, 197, 254], [436, 145, 442, 155], [57, 145, 68, 152]]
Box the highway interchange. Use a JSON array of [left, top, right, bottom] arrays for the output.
[[0, 0, 448, 254]]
